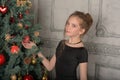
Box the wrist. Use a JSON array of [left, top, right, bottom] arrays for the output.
[[38, 52, 44, 58]]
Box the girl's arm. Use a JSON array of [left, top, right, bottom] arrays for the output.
[[79, 63, 88, 80], [38, 52, 56, 71], [22, 41, 56, 71]]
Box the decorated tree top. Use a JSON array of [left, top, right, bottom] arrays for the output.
[[0, 0, 43, 80]]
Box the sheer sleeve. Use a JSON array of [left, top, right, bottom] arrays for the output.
[[55, 40, 64, 58]]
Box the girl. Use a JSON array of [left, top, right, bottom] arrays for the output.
[[22, 11, 93, 80]]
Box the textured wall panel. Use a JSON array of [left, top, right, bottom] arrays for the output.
[[51, 0, 90, 31], [95, 64, 120, 80], [96, 0, 120, 38]]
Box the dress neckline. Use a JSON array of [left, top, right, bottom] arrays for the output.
[[63, 40, 84, 49], [65, 43, 85, 49]]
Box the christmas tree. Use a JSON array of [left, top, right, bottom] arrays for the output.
[[0, 0, 43, 80]]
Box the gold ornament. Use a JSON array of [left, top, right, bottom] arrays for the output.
[[16, 0, 21, 6], [42, 68, 48, 80], [10, 74, 17, 80], [34, 31, 40, 37], [16, 0, 27, 7], [42, 76, 48, 80], [26, 0, 32, 9], [18, 76, 22, 80], [42, 71, 48, 80], [17, 22, 23, 28], [18, 73, 22, 80], [31, 57, 37, 65], [5, 34, 11, 41]]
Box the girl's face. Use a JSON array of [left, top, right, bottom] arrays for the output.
[[65, 16, 84, 38]]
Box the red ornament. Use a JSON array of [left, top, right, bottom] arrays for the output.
[[25, 9, 29, 14], [0, 5, 8, 14], [23, 74, 34, 80], [10, 45, 20, 54], [18, 13, 23, 19], [23, 35, 30, 43], [10, 16, 15, 23], [0, 54, 6, 66], [24, 25, 29, 29]]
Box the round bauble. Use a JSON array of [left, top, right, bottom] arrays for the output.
[[23, 35, 30, 43], [0, 54, 6, 66], [10, 45, 20, 54], [23, 74, 34, 80]]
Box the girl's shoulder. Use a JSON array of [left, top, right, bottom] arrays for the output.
[[57, 40, 65, 46], [56, 40, 65, 49]]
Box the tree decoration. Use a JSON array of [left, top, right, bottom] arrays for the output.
[[25, 9, 29, 14], [31, 56, 37, 65], [17, 0, 27, 7], [16, 0, 32, 8], [10, 16, 15, 23], [18, 12, 23, 19], [18, 75, 22, 80], [10, 45, 20, 54], [24, 24, 29, 29], [10, 11, 15, 23], [23, 74, 34, 80], [17, 22, 23, 28], [0, 5, 8, 14], [10, 74, 17, 80], [16, 0, 22, 6], [42, 68, 48, 80], [0, 54, 6, 66], [23, 35, 30, 43], [24, 57, 31, 65], [34, 31, 40, 37], [26, 0, 32, 9], [5, 34, 11, 41], [0, 0, 43, 79], [42, 76, 48, 80], [17, 73, 22, 80]]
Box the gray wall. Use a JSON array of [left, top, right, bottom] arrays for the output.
[[32, 0, 120, 80]]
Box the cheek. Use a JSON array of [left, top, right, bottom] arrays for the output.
[[65, 25, 69, 30], [65, 26, 67, 30], [73, 29, 80, 35]]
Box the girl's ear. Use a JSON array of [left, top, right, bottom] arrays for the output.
[[79, 28, 85, 35]]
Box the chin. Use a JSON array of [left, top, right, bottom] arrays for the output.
[[65, 33, 72, 37]]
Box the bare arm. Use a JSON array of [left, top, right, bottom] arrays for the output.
[[22, 41, 56, 71], [79, 63, 88, 80], [38, 52, 56, 71]]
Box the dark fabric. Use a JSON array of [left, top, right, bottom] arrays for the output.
[[55, 40, 88, 80]]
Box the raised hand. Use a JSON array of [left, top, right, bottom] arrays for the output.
[[22, 41, 36, 49]]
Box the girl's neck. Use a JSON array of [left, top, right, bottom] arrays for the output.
[[68, 37, 81, 44]]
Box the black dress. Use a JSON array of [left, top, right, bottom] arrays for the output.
[[55, 40, 88, 80]]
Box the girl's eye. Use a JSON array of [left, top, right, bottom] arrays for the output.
[[72, 24, 76, 27], [66, 22, 70, 26]]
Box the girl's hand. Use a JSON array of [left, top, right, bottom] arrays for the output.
[[22, 41, 36, 49], [37, 52, 43, 58]]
